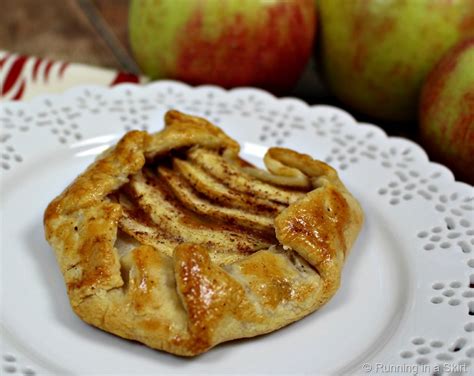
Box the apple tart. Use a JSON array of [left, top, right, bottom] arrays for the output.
[[44, 110, 363, 356]]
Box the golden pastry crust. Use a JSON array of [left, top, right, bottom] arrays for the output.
[[44, 110, 363, 356]]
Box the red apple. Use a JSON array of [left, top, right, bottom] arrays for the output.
[[129, 0, 316, 93], [318, 0, 474, 122], [419, 38, 474, 184]]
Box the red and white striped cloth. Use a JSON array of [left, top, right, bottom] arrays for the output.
[[0, 50, 148, 101]]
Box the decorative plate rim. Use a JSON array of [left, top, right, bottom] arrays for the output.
[[3, 79, 471, 188], [1, 80, 473, 376]]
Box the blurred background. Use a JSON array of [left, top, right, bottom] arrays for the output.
[[1, 0, 473, 184], [2, 0, 327, 102], [3, 0, 133, 73]]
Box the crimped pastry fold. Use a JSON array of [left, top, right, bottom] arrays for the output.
[[44, 110, 363, 356]]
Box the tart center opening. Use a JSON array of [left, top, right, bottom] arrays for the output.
[[111, 147, 309, 265]]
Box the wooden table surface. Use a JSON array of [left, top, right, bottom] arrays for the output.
[[2, 0, 133, 70]]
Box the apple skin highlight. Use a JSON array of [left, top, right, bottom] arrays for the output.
[[129, 0, 316, 93], [318, 0, 474, 122], [419, 38, 474, 185]]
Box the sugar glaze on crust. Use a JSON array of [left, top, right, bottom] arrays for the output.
[[44, 110, 363, 356]]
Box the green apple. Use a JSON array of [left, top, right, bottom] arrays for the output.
[[419, 38, 474, 184], [318, 0, 474, 122], [129, 0, 316, 93]]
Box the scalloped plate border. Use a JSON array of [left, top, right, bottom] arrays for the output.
[[1, 81, 473, 376]]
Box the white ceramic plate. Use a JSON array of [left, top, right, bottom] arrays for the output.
[[1, 81, 473, 376]]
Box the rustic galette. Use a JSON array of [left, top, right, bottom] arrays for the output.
[[44, 110, 363, 356]]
